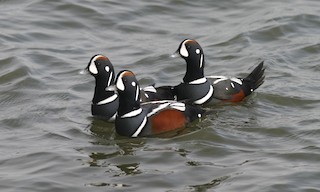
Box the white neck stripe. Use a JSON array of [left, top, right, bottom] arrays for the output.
[[131, 116, 147, 137], [121, 108, 142, 118], [135, 86, 139, 101], [107, 71, 113, 87], [194, 85, 214, 104], [199, 54, 204, 68], [97, 94, 118, 105], [189, 77, 207, 85]]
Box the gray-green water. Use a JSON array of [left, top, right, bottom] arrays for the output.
[[1, 0, 320, 191]]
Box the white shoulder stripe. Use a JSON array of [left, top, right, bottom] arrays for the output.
[[143, 86, 157, 93], [147, 103, 170, 117], [231, 77, 243, 85], [189, 77, 207, 85], [121, 108, 142, 118], [194, 85, 214, 104], [206, 76, 229, 85], [97, 94, 118, 105], [207, 75, 228, 79], [131, 116, 147, 137], [213, 78, 227, 84], [169, 102, 186, 111]]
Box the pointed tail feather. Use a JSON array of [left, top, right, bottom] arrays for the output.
[[242, 61, 265, 96]]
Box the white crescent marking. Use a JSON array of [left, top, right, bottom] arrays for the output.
[[180, 41, 189, 57], [89, 63, 98, 74], [116, 72, 125, 91], [88, 55, 102, 74]]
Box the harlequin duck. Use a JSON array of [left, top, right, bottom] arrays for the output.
[[86, 54, 119, 120], [172, 39, 265, 104], [115, 70, 205, 137], [85, 54, 176, 120]]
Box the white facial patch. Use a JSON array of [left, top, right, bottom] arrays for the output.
[[180, 41, 189, 57], [89, 62, 98, 74], [116, 72, 125, 91], [196, 49, 200, 54], [131, 82, 136, 87], [88, 55, 102, 75], [105, 66, 110, 72]]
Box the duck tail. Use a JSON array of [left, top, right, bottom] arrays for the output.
[[243, 61, 265, 96]]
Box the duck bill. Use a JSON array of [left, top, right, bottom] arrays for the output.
[[79, 66, 89, 75], [170, 50, 180, 58], [106, 85, 117, 91]]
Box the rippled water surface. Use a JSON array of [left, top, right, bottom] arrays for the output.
[[1, 0, 320, 191]]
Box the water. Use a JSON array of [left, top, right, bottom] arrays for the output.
[[1, 0, 320, 191]]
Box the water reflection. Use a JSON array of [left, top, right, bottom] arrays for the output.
[[188, 176, 229, 191], [115, 163, 142, 176]]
